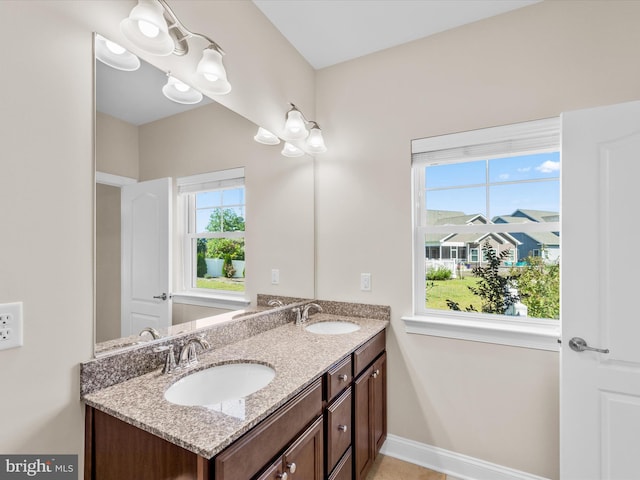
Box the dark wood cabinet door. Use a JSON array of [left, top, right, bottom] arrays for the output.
[[353, 351, 387, 480], [283, 416, 324, 480], [354, 364, 373, 480], [373, 353, 387, 453], [87, 407, 205, 480]]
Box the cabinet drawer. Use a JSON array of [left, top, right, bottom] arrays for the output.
[[326, 387, 352, 474], [328, 447, 352, 480], [214, 378, 323, 480], [326, 356, 352, 402], [353, 330, 385, 377]]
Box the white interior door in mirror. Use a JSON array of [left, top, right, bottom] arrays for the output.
[[121, 177, 172, 337]]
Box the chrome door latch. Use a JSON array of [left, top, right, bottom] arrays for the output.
[[569, 337, 609, 354]]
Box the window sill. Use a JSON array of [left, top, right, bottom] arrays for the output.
[[401, 314, 560, 351], [172, 291, 250, 310]]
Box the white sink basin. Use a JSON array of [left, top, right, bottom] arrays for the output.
[[164, 363, 276, 409], [305, 321, 361, 335]]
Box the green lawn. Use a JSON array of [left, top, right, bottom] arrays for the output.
[[426, 276, 480, 311], [196, 277, 245, 292]]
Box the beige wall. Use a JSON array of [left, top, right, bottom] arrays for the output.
[[95, 112, 138, 178], [95, 183, 121, 343], [315, 1, 640, 478]]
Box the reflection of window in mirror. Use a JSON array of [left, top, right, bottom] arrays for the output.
[[178, 168, 246, 296]]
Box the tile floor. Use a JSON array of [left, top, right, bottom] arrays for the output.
[[366, 454, 446, 480]]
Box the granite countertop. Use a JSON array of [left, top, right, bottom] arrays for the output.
[[82, 313, 388, 459]]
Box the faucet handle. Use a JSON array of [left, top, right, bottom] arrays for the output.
[[154, 345, 177, 374], [291, 307, 302, 325]]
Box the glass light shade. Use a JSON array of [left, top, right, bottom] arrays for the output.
[[281, 142, 304, 158], [120, 0, 174, 56], [95, 34, 140, 71], [283, 109, 308, 140], [195, 48, 231, 95], [306, 126, 327, 154], [162, 76, 203, 105], [254, 127, 280, 145]]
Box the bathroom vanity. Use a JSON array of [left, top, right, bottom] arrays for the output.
[[82, 301, 388, 480]]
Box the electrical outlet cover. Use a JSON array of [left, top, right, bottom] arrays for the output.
[[0, 302, 23, 350]]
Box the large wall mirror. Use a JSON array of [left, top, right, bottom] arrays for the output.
[[94, 34, 315, 356]]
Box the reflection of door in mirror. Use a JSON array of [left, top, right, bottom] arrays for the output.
[[120, 177, 172, 337]]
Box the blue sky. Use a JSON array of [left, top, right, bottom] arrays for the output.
[[425, 152, 560, 218]]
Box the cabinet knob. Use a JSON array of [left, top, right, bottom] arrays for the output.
[[338, 424, 348, 432], [277, 473, 288, 480], [287, 462, 297, 473], [371, 369, 380, 379], [338, 374, 348, 382]]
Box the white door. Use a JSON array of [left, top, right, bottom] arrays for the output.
[[561, 100, 640, 479], [121, 177, 172, 337]]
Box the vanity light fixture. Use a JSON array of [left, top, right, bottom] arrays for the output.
[[281, 142, 305, 158], [306, 122, 327, 154], [283, 104, 308, 140], [95, 34, 140, 71], [254, 127, 281, 145], [282, 103, 328, 153], [162, 73, 203, 105], [120, 0, 231, 95]]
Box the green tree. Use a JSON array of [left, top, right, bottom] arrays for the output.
[[447, 239, 518, 314], [206, 238, 244, 260], [511, 256, 560, 319], [206, 208, 245, 232]]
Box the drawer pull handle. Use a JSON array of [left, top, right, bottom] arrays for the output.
[[338, 424, 348, 432], [277, 473, 288, 480], [287, 462, 297, 473], [338, 374, 348, 382], [371, 369, 380, 379]]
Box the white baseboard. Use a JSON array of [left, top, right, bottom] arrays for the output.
[[380, 434, 550, 480]]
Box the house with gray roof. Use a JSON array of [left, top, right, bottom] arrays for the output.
[[493, 209, 560, 262], [426, 210, 520, 265]]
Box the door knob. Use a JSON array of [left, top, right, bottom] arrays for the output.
[[153, 293, 169, 301], [569, 337, 609, 354]]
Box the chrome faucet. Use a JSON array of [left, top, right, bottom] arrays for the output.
[[301, 303, 323, 323], [178, 337, 211, 368], [154, 345, 177, 374], [268, 299, 285, 307], [291, 306, 302, 325], [139, 327, 161, 340]]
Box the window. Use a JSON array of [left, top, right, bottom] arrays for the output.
[[406, 118, 561, 350], [177, 168, 246, 298]]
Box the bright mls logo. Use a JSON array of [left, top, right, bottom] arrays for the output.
[[0, 455, 77, 479]]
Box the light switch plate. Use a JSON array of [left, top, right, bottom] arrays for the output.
[[360, 273, 372, 291]]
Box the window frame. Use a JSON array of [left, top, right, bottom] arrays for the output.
[[174, 168, 250, 309], [405, 118, 561, 351]]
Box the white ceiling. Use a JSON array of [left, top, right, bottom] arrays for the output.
[[252, 0, 541, 69], [97, 0, 541, 125]]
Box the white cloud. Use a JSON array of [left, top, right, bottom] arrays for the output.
[[536, 160, 560, 173], [499, 173, 510, 180], [517, 167, 531, 173]]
